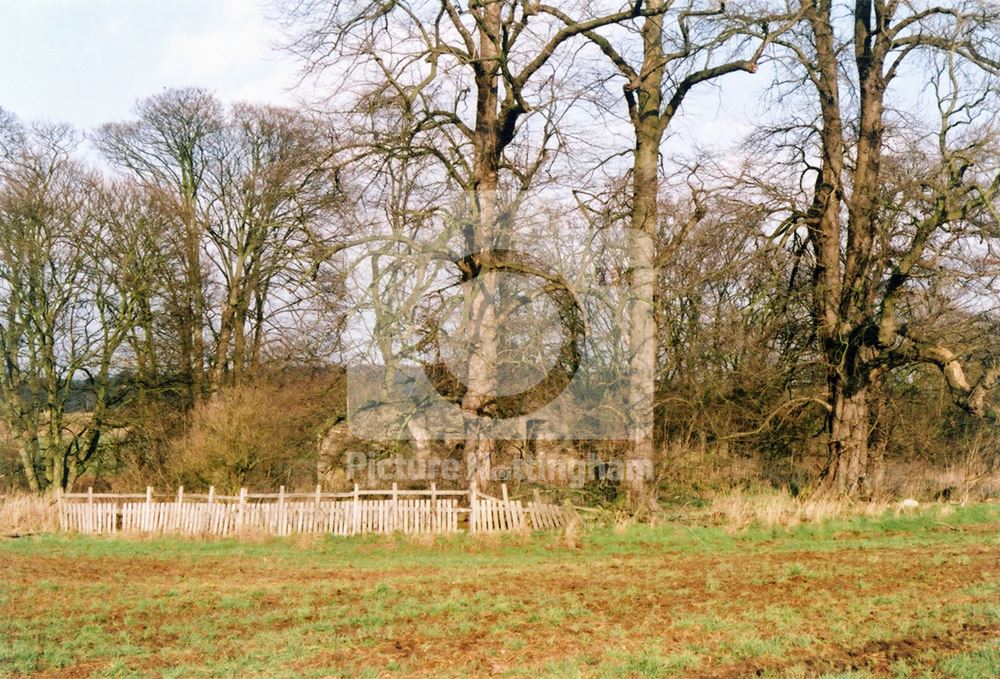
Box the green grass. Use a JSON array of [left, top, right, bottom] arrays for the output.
[[937, 640, 1000, 678], [1, 504, 998, 677]]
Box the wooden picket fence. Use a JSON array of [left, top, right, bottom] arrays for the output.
[[58, 484, 572, 538], [469, 487, 571, 533]]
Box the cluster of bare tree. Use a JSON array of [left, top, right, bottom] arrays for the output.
[[282, 0, 1000, 500], [2, 0, 1000, 500], [0, 93, 345, 491]]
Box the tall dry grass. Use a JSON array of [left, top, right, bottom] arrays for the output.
[[882, 459, 1000, 502], [0, 493, 58, 535], [699, 487, 890, 529]]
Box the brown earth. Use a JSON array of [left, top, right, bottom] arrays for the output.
[[2, 534, 999, 677]]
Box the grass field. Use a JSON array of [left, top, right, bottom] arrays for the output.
[[1, 504, 999, 678]]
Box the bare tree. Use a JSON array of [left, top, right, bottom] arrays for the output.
[[96, 88, 223, 406], [552, 0, 798, 500], [89, 181, 172, 399], [203, 103, 343, 387], [281, 0, 672, 485], [0, 117, 135, 491], [762, 0, 1000, 497]]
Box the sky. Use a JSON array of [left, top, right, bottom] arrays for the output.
[[0, 0, 302, 130], [0, 0, 771, 148]]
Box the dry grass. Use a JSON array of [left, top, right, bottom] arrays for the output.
[[699, 487, 890, 529], [562, 513, 582, 549], [884, 459, 1000, 502], [0, 493, 58, 535]]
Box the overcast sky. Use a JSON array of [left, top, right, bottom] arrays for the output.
[[0, 0, 301, 130]]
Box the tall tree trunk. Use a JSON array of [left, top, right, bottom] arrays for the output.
[[232, 300, 248, 384], [185, 223, 205, 401], [17, 436, 41, 493], [211, 297, 238, 389], [133, 295, 158, 392], [211, 253, 250, 389], [461, 269, 498, 485], [45, 353, 66, 490], [626, 2, 665, 503], [627, 145, 658, 501], [461, 1, 502, 487], [179, 167, 205, 404], [249, 286, 268, 373]]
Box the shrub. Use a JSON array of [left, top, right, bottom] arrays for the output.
[[168, 375, 336, 492]]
